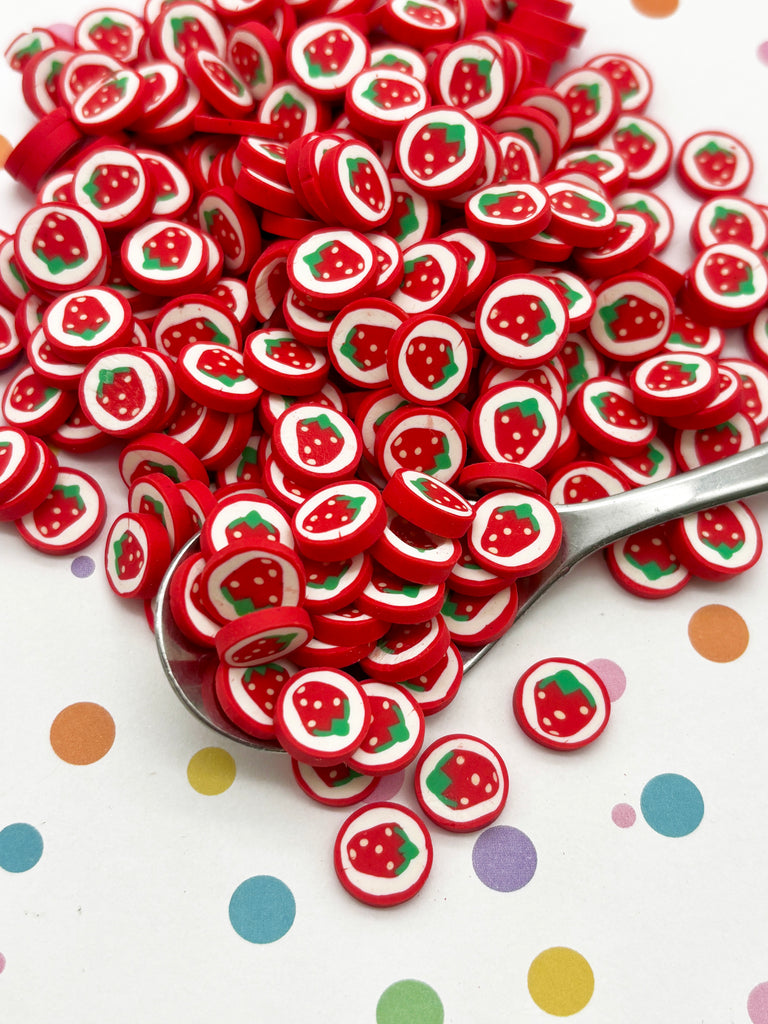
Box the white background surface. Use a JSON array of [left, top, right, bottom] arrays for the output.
[[1, 0, 768, 1020]]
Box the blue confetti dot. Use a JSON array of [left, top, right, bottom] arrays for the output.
[[641, 773, 704, 837], [228, 875, 295, 944], [71, 556, 95, 579], [0, 823, 44, 873]]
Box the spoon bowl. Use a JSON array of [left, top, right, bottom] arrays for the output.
[[156, 444, 768, 747]]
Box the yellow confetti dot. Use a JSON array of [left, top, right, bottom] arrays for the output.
[[187, 747, 237, 795], [688, 604, 749, 662], [527, 947, 594, 1016]]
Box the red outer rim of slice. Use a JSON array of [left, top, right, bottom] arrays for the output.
[[387, 314, 472, 406], [668, 501, 762, 580], [118, 432, 209, 486], [673, 412, 759, 472], [43, 286, 132, 359], [465, 181, 551, 243], [271, 403, 361, 485], [613, 189, 674, 253], [468, 488, 562, 578], [15, 465, 106, 554], [215, 605, 313, 667], [273, 667, 371, 764], [543, 178, 617, 246], [285, 18, 370, 99], [303, 552, 372, 613], [360, 617, 450, 681], [292, 479, 386, 560], [414, 733, 509, 832], [169, 552, 220, 647], [78, 349, 167, 437], [441, 585, 518, 646], [629, 352, 719, 417], [676, 131, 753, 199], [214, 659, 295, 741], [1, 365, 77, 436], [286, 228, 377, 310], [104, 511, 171, 599], [475, 274, 570, 367], [15, 203, 107, 293], [201, 494, 294, 557], [375, 405, 467, 484], [383, 468, 474, 539], [686, 243, 768, 327], [513, 656, 611, 751], [291, 758, 380, 806], [345, 68, 430, 139], [690, 196, 768, 252], [458, 461, 547, 497], [570, 376, 657, 455], [605, 527, 690, 599], [395, 105, 483, 199], [572, 210, 655, 279], [371, 510, 461, 585], [334, 801, 433, 907], [128, 471, 195, 555], [469, 381, 562, 469]]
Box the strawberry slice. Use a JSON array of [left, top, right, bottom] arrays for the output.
[[347, 820, 419, 877]]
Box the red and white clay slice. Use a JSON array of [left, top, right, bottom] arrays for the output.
[[414, 733, 509, 832], [513, 656, 611, 751], [273, 667, 371, 765]]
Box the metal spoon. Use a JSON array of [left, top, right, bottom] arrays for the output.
[[155, 442, 768, 749]]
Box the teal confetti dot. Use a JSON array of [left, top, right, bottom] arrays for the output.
[[641, 773, 704, 837], [228, 875, 295, 943], [0, 823, 44, 872]]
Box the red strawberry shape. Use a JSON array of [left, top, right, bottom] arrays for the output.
[[314, 763, 365, 787], [347, 821, 419, 877], [477, 188, 538, 222], [294, 413, 347, 471], [112, 529, 144, 581], [82, 75, 131, 119], [564, 82, 601, 124], [613, 122, 656, 174], [32, 483, 85, 537], [408, 121, 466, 181], [694, 141, 737, 187], [96, 366, 146, 421], [550, 188, 608, 224], [404, 333, 458, 390], [301, 492, 365, 534], [534, 668, 597, 738], [346, 157, 388, 216], [702, 251, 754, 297], [303, 239, 365, 284], [293, 678, 350, 736], [269, 92, 306, 141], [599, 57, 639, 102], [9, 373, 57, 413], [614, 442, 664, 479], [225, 510, 281, 547], [564, 152, 615, 178], [489, 293, 556, 346], [623, 526, 681, 581], [196, 348, 246, 387], [590, 389, 648, 429], [448, 57, 492, 106], [202, 55, 245, 97], [378, 620, 432, 656], [170, 15, 216, 57], [62, 293, 109, 340], [492, 398, 545, 461], [386, 191, 420, 243], [362, 76, 421, 112], [390, 425, 452, 474], [599, 293, 664, 341], [143, 157, 180, 208], [230, 40, 266, 90], [480, 502, 540, 559], [692, 421, 742, 464], [389, 515, 440, 552], [203, 208, 241, 262], [44, 60, 66, 106], [32, 211, 87, 275], [644, 358, 699, 391], [426, 748, 499, 809], [402, 1, 448, 26], [667, 315, 711, 350], [707, 206, 755, 246], [340, 322, 391, 372], [264, 336, 316, 371], [235, 630, 302, 663], [220, 554, 291, 615], [142, 225, 192, 272], [359, 693, 409, 754], [233, 444, 260, 484], [303, 27, 354, 78], [240, 662, 288, 717], [697, 505, 745, 558], [88, 16, 134, 60]]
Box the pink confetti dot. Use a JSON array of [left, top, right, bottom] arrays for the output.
[[758, 42, 768, 66], [588, 658, 626, 701], [748, 982, 768, 1023], [612, 803, 636, 828]]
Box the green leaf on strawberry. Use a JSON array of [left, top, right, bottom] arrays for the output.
[[391, 195, 419, 243], [425, 121, 466, 159], [625, 553, 678, 581], [498, 398, 544, 429]]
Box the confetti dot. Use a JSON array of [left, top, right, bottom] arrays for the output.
[[528, 947, 594, 1016], [187, 747, 236, 795], [472, 825, 537, 892], [758, 42, 768, 66], [367, 768, 404, 802], [640, 773, 704, 837], [0, 953, 5, 974], [630, 0, 678, 16], [228, 875, 295, 944], [71, 555, 95, 578], [588, 659, 626, 701], [376, 980, 444, 1024], [688, 604, 749, 662], [50, 702, 115, 765], [611, 803, 636, 828], [748, 982, 768, 1023], [0, 823, 43, 873]]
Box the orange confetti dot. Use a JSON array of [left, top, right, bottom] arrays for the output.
[[0, 136, 12, 171], [631, 0, 679, 16], [688, 604, 749, 662], [50, 702, 116, 765]]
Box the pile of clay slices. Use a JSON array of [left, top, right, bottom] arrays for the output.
[[0, 0, 766, 905]]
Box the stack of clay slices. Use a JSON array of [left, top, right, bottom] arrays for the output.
[[1, 0, 768, 902]]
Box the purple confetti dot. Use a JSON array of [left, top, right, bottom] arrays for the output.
[[611, 803, 636, 828], [71, 555, 95, 579], [0, 953, 5, 974], [748, 982, 768, 1023], [472, 825, 537, 892], [758, 42, 768, 66], [367, 769, 404, 803], [588, 658, 626, 701]]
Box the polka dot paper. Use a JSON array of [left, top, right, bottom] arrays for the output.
[[0, 0, 768, 1021]]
